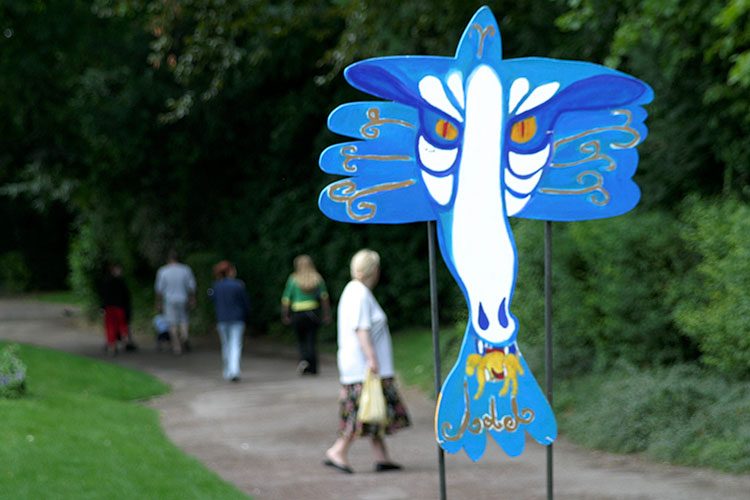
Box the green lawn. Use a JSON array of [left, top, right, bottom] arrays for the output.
[[392, 325, 464, 396], [26, 290, 83, 305], [0, 341, 251, 500]]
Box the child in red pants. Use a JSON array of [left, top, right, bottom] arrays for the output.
[[100, 263, 134, 356]]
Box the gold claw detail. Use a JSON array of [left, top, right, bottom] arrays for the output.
[[465, 351, 524, 400]]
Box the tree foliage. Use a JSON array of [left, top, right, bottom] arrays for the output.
[[557, 0, 750, 202], [1, 0, 749, 379]]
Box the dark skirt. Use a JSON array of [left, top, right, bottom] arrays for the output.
[[338, 377, 411, 438]]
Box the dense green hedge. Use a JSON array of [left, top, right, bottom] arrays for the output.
[[511, 209, 691, 377], [508, 197, 749, 379], [670, 197, 750, 377]]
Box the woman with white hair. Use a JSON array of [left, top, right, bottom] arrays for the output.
[[324, 249, 410, 474]]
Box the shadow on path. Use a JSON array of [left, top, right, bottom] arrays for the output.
[[2, 299, 750, 500]]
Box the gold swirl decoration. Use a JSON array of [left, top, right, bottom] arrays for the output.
[[340, 145, 411, 172], [360, 108, 414, 139], [539, 170, 609, 205], [439, 381, 534, 442], [327, 179, 416, 222], [551, 109, 640, 172]]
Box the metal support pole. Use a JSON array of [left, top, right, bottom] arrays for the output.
[[427, 221, 447, 500], [545, 221, 554, 500]]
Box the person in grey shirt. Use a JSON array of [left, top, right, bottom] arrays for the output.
[[155, 249, 196, 354]]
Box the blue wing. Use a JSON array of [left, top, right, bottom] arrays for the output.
[[318, 174, 434, 224], [318, 101, 435, 224], [501, 59, 653, 221]]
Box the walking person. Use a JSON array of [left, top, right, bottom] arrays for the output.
[[99, 262, 135, 356], [281, 254, 331, 375], [155, 249, 196, 355], [208, 260, 251, 382], [324, 249, 410, 474]]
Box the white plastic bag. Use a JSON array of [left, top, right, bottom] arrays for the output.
[[357, 369, 388, 425]]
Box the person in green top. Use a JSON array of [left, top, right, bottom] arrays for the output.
[[281, 254, 332, 375]]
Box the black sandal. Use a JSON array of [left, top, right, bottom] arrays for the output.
[[375, 462, 402, 472], [323, 459, 353, 474]]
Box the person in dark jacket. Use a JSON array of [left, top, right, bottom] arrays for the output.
[[99, 263, 135, 356], [208, 261, 251, 382]]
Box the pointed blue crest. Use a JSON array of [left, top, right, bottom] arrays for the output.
[[455, 6, 502, 66]]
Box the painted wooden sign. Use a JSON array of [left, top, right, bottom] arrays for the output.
[[318, 6, 652, 460]]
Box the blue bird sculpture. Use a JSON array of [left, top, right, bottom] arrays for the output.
[[318, 6, 652, 461]]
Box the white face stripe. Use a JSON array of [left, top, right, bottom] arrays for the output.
[[447, 72, 465, 109], [507, 143, 551, 177], [504, 168, 544, 196], [418, 136, 458, 173], [450, 64, 516, 344], [505, 192, 532, 217], [508, 78, 529, 113], [515, 81, 560, 115], [421, 171, 454, 205], [419, 75, 464, 123]]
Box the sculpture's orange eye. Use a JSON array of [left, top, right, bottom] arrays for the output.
[[510, 116, 537, 143], [435, 119, 459, 140]]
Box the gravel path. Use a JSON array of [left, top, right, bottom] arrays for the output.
[[2, 298, 749, 500]]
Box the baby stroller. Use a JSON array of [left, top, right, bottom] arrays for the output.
[[152, 314, 172, 352]]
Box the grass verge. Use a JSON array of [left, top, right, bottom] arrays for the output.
[[0, 341, 251, 500], [392, 325, 464, 395], [25, 290, 83, 305], [392, 327, 750, 474]]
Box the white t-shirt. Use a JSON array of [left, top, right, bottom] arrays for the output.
[[155, 263, 196, 304], [337, 280, 394, 384]]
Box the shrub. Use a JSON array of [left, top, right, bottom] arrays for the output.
[[556, 362, 750, 473], [510, 218, 597, 377], [568, 209, 693, 368], [68, 218, 105, 317], [0, 344, 27, 398], [68, 213, 134, 319], [68, 211, 146, 322], [670, 197, 750, 378], [510, 209, 693, 378], [0, 251, 32, 294]]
